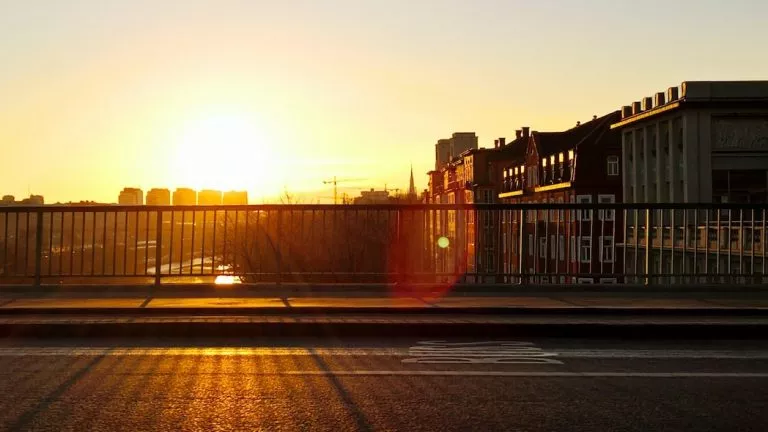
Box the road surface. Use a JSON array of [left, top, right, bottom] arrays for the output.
[[0, 337, 767, 431]]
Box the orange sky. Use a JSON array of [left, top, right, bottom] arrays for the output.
[[2, 1, 768, 203]]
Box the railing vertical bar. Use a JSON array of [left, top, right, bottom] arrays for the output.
[[12, 213, 18, 277], [622, 209, 627, 283], [544, 206, 549, 279], [276, 209, 282, 285], [111, 211, 117, 276], [24, 212, 30, 277], [211, 210, 217, 274], [123, 211, 129, 276], [644, 209, 651, 285], [739, 209, 745, 281], [750, 209, 756, 282], [101, 212, 107, 276], [657, 210, 662, 280], [700, 209, 706, 281], [189, 210, 197, 276], [133, 211, 139, 275], [683, 209, 688, 281], [727, 209, 732, 281], [200, 211, 207, 276], [47, 212, 53, 276], [670, 209, 675, 282], [599, 205, 604, 279], [233, 210, 239, 276], [716, 209, 721, 282], [2, 212, 8, 276], [589, 206, 595, 281], [61, 212, 67, 275], [222, 210, 228, 276], [763, 208, 766, 279], [154, 211, 163, 286], [533, 209, 539, 281], [167, 210, 174, 275], [91, 211, 96, 276], [179, 210, 185, 276], [143, 212, 149, 275], [33, 210, 43, 286], [518, 209, 525, 284], [611, 205, 616, 280]]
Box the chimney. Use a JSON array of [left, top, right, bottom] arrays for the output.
[[621, 105, 633, 118], [493, 139, 499, 148], [654, 92, 666, 107], [522, 127, 530, 138], [592, 115, 597, 121], [576, 121, 581, 127], [642, 97, 653, 111], [515, 129, 522, 139], [498, 137, 506, 147], [632, 101, 642, 115], [667, 86, 679, 102]]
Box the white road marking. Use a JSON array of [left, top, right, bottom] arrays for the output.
[[0, 347, 765, 360], [403, 340, 563, 364]]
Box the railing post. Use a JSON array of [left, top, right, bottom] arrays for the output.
[[276, 210, 282, 286], [33, 210, 43, 287], [154, 210, 162, 287], [644, 208, 651, 286]]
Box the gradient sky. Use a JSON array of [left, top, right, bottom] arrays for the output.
[[2, 0, 768, 203]]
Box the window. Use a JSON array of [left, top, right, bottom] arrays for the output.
[[607, 156, 619, 176], [577, 278, 594, 284], [598, 194, 615, 221], [559, 153, 564, 163], [599, 278, 617, 284], [577, 195, 592, 221], [528, 234, 534, 256], [568, 150, 574, 160], [539, 237, 547, 258], [600, 236, 614, 263], [580, 237, 592, 263]]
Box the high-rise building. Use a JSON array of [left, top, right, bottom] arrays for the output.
[[118, 187, 143, 205], [223, 190, 248, 205], [198, 189, 223, 205], [435, 132, 478, 170], [146, 188, 171, 206], [173, 188, 197, 205]]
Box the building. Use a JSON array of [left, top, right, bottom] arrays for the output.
[[613, 81, 768, 204], [0, 195, 14, 205], [434, 132, 478, 170], [426, 136, 505, 282], [118, 188, 143, 205], [353, 189, 390, 204], [146, 188, 171, 206], [20, 195, 44, 205], [496, 112, 623, 284], [198, 189, 223, 205], [172, 188, 196, 205], [223, 190, 248, 205], [408, 165, 417, 200], [612, 81, 768, 283]]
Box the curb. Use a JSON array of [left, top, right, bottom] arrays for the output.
[[0, 307, 767, 316], [1, 320, 767, 339]]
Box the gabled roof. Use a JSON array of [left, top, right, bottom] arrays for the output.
[[491, 135, 527, 163], [532, 111, 621, 157]]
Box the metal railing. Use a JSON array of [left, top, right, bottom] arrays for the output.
[[0, 203, 765, 286]]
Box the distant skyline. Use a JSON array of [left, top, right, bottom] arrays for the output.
[[2, 0, 768, 203]]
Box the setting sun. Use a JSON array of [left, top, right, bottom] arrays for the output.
[[170, 112, 277, 197]]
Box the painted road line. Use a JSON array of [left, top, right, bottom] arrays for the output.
[[0, 347, 766, 359], [278, 371, 768, 377], [403, 340, 563, 364]]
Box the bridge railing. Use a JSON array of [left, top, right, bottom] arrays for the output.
[[0, 204, 765, 286]]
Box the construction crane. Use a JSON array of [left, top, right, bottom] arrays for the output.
[[322, 177, 366, 204]]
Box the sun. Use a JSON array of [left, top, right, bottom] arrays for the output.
[[170, 112, 278, 195]]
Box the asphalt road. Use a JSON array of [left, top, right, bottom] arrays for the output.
[[0, 337, 767, 431]]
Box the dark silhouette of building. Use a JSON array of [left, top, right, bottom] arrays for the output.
[[118, 187, 143, 205], [172, 188, 196, 205], [223, 190, 248, 205], [198, 189, 223, 205], [146, 188, 171, 206]]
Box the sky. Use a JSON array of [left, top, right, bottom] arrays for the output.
[[2, 0, 768, 203]]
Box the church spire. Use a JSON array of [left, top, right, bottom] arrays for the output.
[[408, 164, 417, 197]]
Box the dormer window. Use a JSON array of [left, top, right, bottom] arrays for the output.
[[568, 150, 574, 160], [559, 153, 564, 163], [550, 155, 555, 166], [542, 159, 547, 167]]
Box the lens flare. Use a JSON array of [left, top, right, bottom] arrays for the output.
[[437, 236, 450, 249]]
